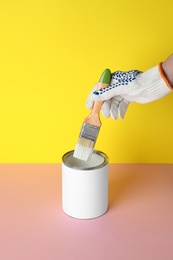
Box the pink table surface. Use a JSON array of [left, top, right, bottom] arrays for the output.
[[0, 164, 173, 260]]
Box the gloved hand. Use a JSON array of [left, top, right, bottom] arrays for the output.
[[86, 63, 172, 119]]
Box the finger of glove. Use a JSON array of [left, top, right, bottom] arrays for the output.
[[86, 84, 98, 109], [110, 96, 123, 120], [118, 99, 130, 119], [101, 100, 111, 118]]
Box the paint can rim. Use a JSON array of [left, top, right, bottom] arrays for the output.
[[62, 150, 109, 170]]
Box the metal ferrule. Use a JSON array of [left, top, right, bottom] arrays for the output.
[[80, 123, 100, 142]]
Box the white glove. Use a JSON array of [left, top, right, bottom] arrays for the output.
[[86, 63, 172, 119]]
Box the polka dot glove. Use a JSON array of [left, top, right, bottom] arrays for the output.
[[86, 63, 173, 119]]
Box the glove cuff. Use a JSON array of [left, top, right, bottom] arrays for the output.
[[137, 63, 173, 103]]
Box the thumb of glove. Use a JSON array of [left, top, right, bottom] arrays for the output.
[[86, 84, 98, 110]]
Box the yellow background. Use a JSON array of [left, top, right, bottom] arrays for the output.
[[0, 0, 173, 163]]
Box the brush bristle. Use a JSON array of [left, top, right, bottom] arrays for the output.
[[73, 137, 94, 161]]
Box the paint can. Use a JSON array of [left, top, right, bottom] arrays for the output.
[[62, 150, 109, 219]]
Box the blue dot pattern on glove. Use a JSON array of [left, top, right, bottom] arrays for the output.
[[94, 70, 142, 95]]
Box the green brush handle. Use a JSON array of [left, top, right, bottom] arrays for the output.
[[99, 68, 111, 84]]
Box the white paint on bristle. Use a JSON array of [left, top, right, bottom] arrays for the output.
[[73, 137, 94, 161]]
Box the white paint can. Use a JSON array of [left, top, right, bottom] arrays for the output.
[[62, 150, 109, 219]]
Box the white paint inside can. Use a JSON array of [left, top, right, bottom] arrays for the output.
[[62, 150, 109, 219], [64, 152, 105, 169]]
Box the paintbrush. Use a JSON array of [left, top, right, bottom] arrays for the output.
[[73, 68, 111, 161]]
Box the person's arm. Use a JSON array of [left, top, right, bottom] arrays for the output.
[[162, 54, 173, 86]]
